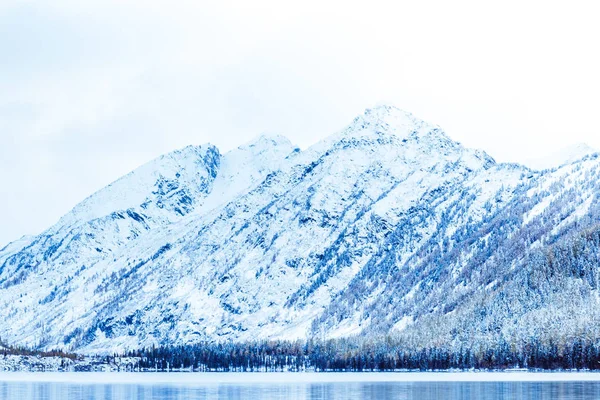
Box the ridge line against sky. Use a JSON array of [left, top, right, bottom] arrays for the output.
[[1, 0, 599, 245]]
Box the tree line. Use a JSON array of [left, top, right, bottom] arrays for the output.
[[0, 337, 79, 361], [120, 336, 600, 371]]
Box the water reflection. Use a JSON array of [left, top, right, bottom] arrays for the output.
[[1, 381, 600, 399]]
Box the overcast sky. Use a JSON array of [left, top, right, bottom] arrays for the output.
[[1, 0, 599, 246]]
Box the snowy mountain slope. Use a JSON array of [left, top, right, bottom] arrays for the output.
[[0, 135, 295, 350], [523, 143, 597, 171], [383, 170, 600, 356], [0, 145, 220, 299], [316, 154, 600, 343], [159, 107, 498, 343], [1, 105, 599, 354]]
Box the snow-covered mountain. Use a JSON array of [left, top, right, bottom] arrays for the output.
[[1, 105, 599, 354]]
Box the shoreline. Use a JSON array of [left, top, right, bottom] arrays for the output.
[[3, 371, 600, 384]]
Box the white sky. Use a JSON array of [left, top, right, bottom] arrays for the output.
[[1, 0, 599, 246]]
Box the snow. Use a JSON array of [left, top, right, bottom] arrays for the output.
[[392, 316, 414, 332], [327, 318, 364, 339], [551, 195, 593, 235], [524, 143, 597, 171], [523, 156, 598, 227], [55, 144, 219, 229], [190, 134, 295, 217], [0, 355, 140, 372], [523, 194, 554, 225], [0, 235, 35, 264]]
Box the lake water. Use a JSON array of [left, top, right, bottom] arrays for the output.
[[2, 372, 600, 399]]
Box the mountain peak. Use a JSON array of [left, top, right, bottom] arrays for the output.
[[239, 134, 293, 152], [364, 104, 415, 119], [341, 105, 441, 143], [56, 143, 221, 229], [353, 105, 428, 131]]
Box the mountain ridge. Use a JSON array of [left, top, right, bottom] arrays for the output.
[[1, 105, 599, 355], [523, 142, 598, 171]]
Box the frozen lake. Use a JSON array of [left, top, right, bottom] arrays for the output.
[[2, 372, 600, 399]]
